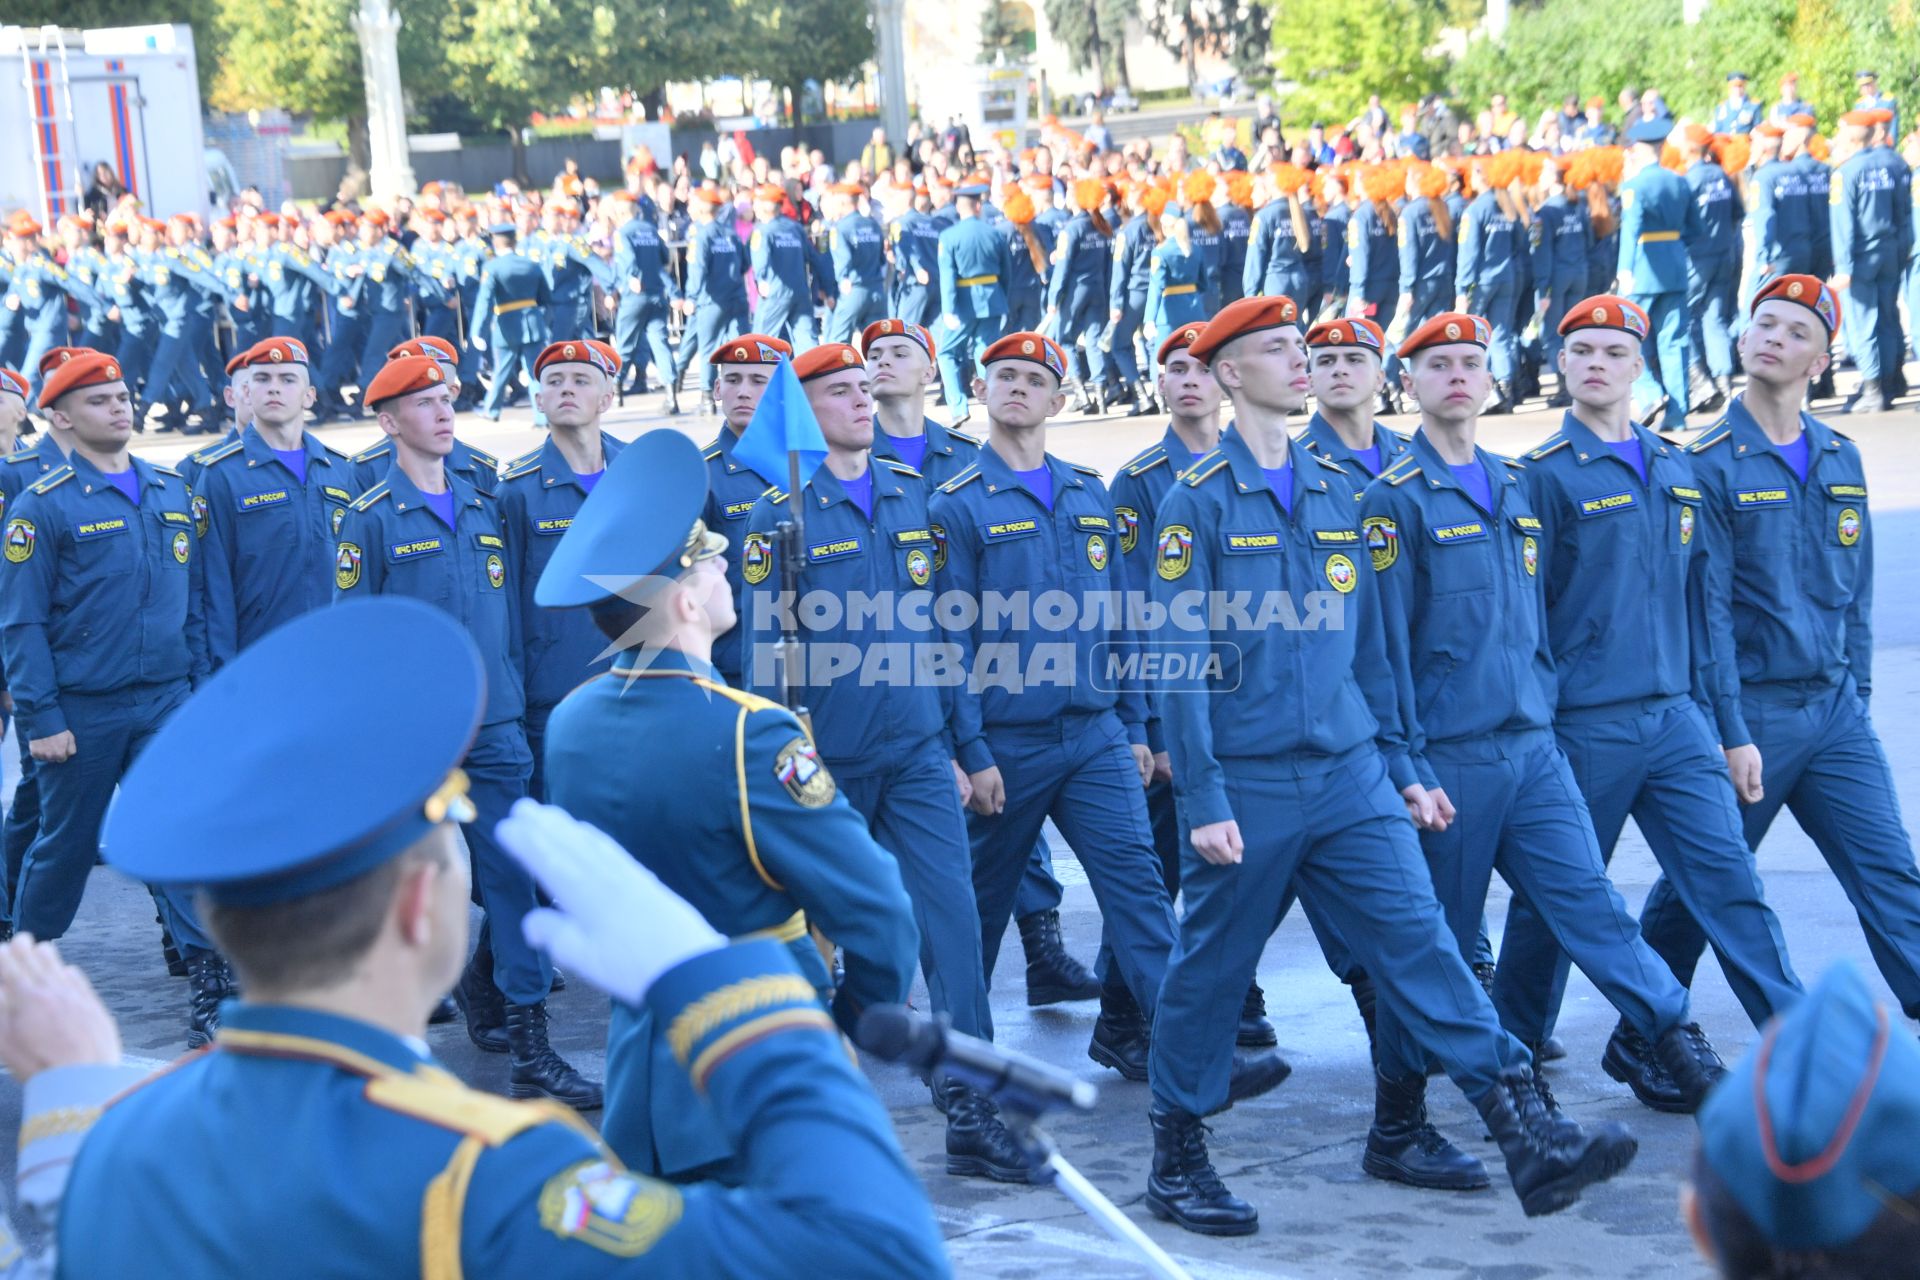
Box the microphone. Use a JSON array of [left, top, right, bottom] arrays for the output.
[[858, 1004, 1099, 1117]]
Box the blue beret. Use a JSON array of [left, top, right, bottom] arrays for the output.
[[1402, 134, 1431, 160], [953, 183, 990, 198], [535, 429, 725, 609], [103, 600, 484, 906], [1699, 963, 1920, 1249], [1626, 118, 1673, 145]]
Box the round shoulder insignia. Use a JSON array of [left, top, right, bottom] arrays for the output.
[[191, 492, 210, 538], [335, 542, 363, 590], [485, 553, 504, 589], [1445, 322, 1461, 340], [171, 529, 190, 565], [930, 522, 948, 572], [904, 545, 932, 587], [1838, 507, 1861, 546], [1324, 552, 1357, 593], [1086, 532, 1108, 571], [773, 735, 836, 807], [1521, 535, 1538, 576]]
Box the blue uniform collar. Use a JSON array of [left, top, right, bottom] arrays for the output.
[[1218, 426, 1332, 511], [1299, 412, 1404, 474], [240, 424, 334, 474], [872, 417, 963, 465], [710, 427, 777, 483], [381, 462, 482, 519], [1407, 427, 1519, 513], [1554, 410, 1676, 476], [804, 457, 907, 512], [534, 431, 618, 495], [65, 448, 168, 497], [1723, 395, 1841, 476], [218, 1002, 433, 1076], [1157, 427, 1202, 474], [976, 439, 1086, 505], [609, 645, 722, 683]]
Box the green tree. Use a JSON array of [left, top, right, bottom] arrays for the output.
[[1145, 1, 1271, 87], [738, 0, 874, 124], [1264, 0, 1445, 124], [1042, 0, 1136, 90], [979, 0, 1037, 65]]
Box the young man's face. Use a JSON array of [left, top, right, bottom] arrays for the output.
[[380, 385, 457, 457], [1216, 327, 1310, 415], [1158, 350, 1222, 420], [54, 381, 135, 452], [865, 335, 934, 398], [0, 395, 25, 451], [250, 364, 315, 427], [1738, 301, 1830, 388], [535, 363, 611, 429], [1402, 344, 1492, 426], [716, 364, 775, 430], [804, 368, 874, 452], [973, 360, 1065, 429], [1560, 330, 1644, 409], [1308, 346, 1383, 413], [224, 372, 252, 421]]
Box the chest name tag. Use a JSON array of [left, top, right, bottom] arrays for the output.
[[161, 510, 193, 526], [1224, 531, 1282, 553], [534, 517, 573, 535], [1074, 515, 1112, 531], [894, 528, 932, 545], [1827, 484, 1868, 499], [323, 487, 354, 504], [808, 537, 862, 562], [239, 489, 291, 511], [1667, 486, 1702, 501], [722, 500, 757, 520], [1578, 491, 1636, 517], [984, 519, 1040, 541], [390, 538, 445, 561], [473, 533, 505, 549], [75, 518, 129, 539], [1313, 528, 1360, 545], [1511, 515, 1543, 531], [1736, 488, 1791, 508], [1429, 522, 1487, 543]]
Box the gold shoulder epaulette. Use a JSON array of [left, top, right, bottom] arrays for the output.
[[365, 1071, 587, 1146], [947, 427, 982, 446], [1069, 462, 1102, 478], [151, 464, 184, 479], [28, 467, 74, 496], [1689, 423, 1732, 453], [500, 461, 540, 483], [938, 465, 983, 494], [702, 444, 723, 461], [464, 446, 501, 470], [1386, 465, 1425, 486], [1497, 454, 1526, 470], [323, 441, 353, 460], [1182, 453, 1229, 487], [349, 482, 391, 512], [1527, 436, 1571, 461], [350, 441, 392, 465], [193, 439, 246, 468], [1311, 453, 1348, 474], [2, 449, 40, 466], [879, 458, 923, 479], [1827, 426, 1854, 444], [503, 447, 542, 473], [690, 677, 785, 714], [764, 488, 788, 505], [1122, 447, 1168, 477]]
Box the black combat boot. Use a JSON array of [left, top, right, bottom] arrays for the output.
[[185, 948, 233, 1050], [944, 1082, 1035, 1183], [505, 1001, 603, 1109], [665, 383, 680, 415], [1145, 1107, 1258, 1236], [428, 996, 459, 1024], [1236, 981, 1277, 1048], [1843, 378, 1882, 414], [1651, 1021, 1728, 1113], [159, 914, 187, 977], [1088, 984, 1150, 1081], [1016, 908, 1100, 1005], [1226, 1048, 1291, 1104], [1476, 1067, 1637, 1217], [1362, 1069, 1489, 1190], [1485, 381, 1514, 415], [451, 929, 509, 1053], [1600, 1017, 1689, 1112]]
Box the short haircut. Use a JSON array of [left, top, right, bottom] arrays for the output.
[[1690, 1147, 1920, 1279]]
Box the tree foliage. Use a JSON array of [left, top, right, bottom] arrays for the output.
[[1263, 0, 1446, 123], [1042, 0, 1137, 89], [1145, 1, 1272, 86], [736, 0, 874, 121], [978, 0, 1036, 65]]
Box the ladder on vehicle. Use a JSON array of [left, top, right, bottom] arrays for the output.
[[17, 25, 81, 223]]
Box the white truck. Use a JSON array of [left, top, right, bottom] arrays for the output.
[[1, 22, 216, 224]]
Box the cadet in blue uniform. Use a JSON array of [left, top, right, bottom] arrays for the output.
[[824, 185, 887, 343], [1142, 298, 1638, 1234], [1491, 298, 1803, 1088], [672, 191, 750, 408], [1640, 277, 1920, 1022], [1529, 159, 1592, 410], [341, 209, 421, 379], [935, 184, 1013, 427], [699, 335, 790, 686], [1002, 190, 1053, 334], [1617, 119, 1696, 426], [613, 198, 680, 414], [1046, 181, 1116, 414], [350, 337, 501, 497], [0, 365, 60, 915], [1218, 179, 1253, 306], [68, 598, 948, 1279], [264, 219, 342, 353], [929, 332, 1192, 1085], [1297, 317, 1413, 483], [746, 186, 817, 350], [1390, 168, 1459, 388], [1831, 111, 1914, 413], [470, 224, 553, 421], [1346, 192, 1400, 336], [1106, 187, 1157, 409], [196, 337, 355, 670], [1680, 126, 1743, 414], [3, 218, 108, 406], [1743, 126, 1798, 323], [1245, 178, 1312, 303], [889, 183, 942, 327], [0, 352, 218, 1042], [1144, 217, 1207, 350], [102, 225, 157, 405], [1454, 163, 1526, 411], [538, 200, 612, 342], [536, 429, 919, 1182], [1363, 314, 1729, 1117], [1712, 72, 1763, 136], [864, 319, 981, 486], [334, 354, 598, 1108], [740, 344, 1017, 1179]]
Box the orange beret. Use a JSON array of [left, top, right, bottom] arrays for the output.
[[1002, 190, 1036, 224], [707, 333, 792, 366], [0, 368, 26, 400], [754, 183, 786, 202], [1304, 317, 1387, 354], [39, 351, 125, 409], [1557, 295, 1649, 339], [1021, 172, 1054, 191], [363, 355, 450, 409], [247, 336, 311, 367], [387, 336, 459, 366], [1156, 321, 1210, 366], [36, 347, 85, 377], [1753, 273, 1840, 334], [534, 339, 620, 379], [1395, 312, 1491, 360], [1865, 107, 1895, 126], [169, 212, 197, 226], [1073, 178, 1106, 212], [827, 182, 864, 198], [1754, 122, 1785, 139], [257, 212, 282, 227], [981, 331, 1067, 381], [1682, 123, 1713, 147], [224, 350, 252, 377], [1189, 295, 1302, 364], [1840, 110, 1876, 128], [1586, 95, 1606, 109], [420, 209, 447, 222], [1183, 171, 1218, 203], [1786, 113, 1816, 129], [420, 181, 443, 196], [7, 213, 43, 237], [861, 319, 936, 362], [692, 189, 726, 205], [215, 216, 238, 230], [792, 343, 865, 383]]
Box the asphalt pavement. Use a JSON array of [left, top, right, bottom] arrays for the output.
[[9, 368, 1920, 1279]]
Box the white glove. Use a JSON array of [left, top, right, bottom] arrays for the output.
[[495, 799, 724, 1005]]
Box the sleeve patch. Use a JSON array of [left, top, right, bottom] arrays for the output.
[[4, 518, 35, 563], [537, 1159, 683, 1258], [773, 736, 835, 807]]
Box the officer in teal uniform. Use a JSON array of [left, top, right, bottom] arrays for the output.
[[613, 203, 679, 412], [1346, 194, 1399, 331], [1711, 72, 1763, 135], [825, 185, 887, 342], [1296, 316, 1413, 481], [890, 185, 943, 327], [1362, 313, 1728, 1116], [63, 222, 118, 355], [141, 222, 229, 428], [470, 224, 554, 421], [930, 332, 1184, 1082], [1144, 223, 1207, 346], [742, 344, 1015, 1179], [1143, 296, 1632, 1235], [1491, 298, 1803, 1084], [1046, 183, 1117, 414], [103, 228, 157, 402], [67, 597, 949, 1279], [0, 352, 217, 1035], [1106, 189, 1156, 405], [1831, 111, 1914, 413], [746, 185, 819, 350], [1454, 168, 1525, 410], [1618, 118, 1696, 426], [335, 354, 599, 1109], [195, 337, 356, 670], [699, 334, 790, 686], [1682, 127, 1743, 414], [1641, 277, 1920, 1022], [934, 184, 1012, 420], [265, 224, 342, 351], [536, 429, 919, 1183], [672, 192, 751, 407], [1246, 181, 1311, 302], [536, 202, 612, 342], [343, 211, 422, 381], [5, 221, 107, 405]]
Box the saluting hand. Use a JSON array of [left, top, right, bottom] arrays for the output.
[[1190, 819, 1243, 866], [967, 765, 1006, 816], [1725, 744, 1764, 805], [29, 731, 75, 764]]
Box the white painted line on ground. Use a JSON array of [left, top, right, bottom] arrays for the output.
[[935, 1204, 1292, 1280]]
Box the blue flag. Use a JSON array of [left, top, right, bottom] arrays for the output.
[[731, 358, 826, 488]]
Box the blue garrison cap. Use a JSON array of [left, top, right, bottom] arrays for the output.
[[953, 183, 990, 198], [535, 429, 726, 609], [1727, 71, 1749, 82], [1699, 963, 1920, 1249], [102, 599, 485, 906], [487, 221, 516, 237], [1626, 118, 1673, 146]]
